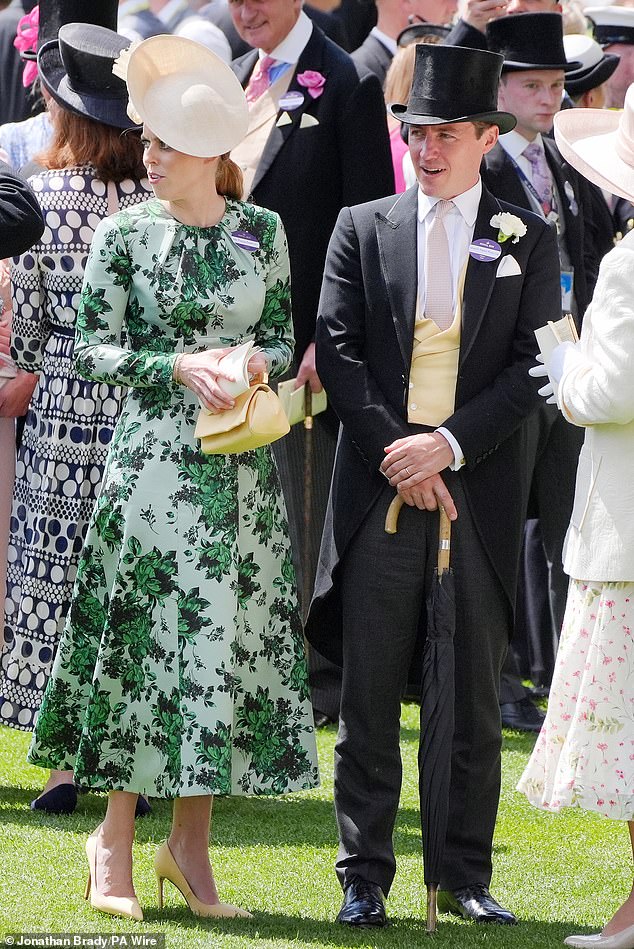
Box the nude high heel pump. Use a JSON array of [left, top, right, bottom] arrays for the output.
[[85, 832, 143, 922], [564, 925, 634, 949], [154, 841, 251, 918]]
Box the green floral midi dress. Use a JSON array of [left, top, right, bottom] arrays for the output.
[[27, 198, 319, 798]]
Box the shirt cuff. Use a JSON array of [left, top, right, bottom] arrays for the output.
[[436, 426, 465, 470]]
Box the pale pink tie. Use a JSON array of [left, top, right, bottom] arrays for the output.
[[425, 199, 454, 331], [245, 55, 276, 104]]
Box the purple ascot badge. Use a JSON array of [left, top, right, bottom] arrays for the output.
[[468, 238, 502, 262], [231, 231, 260, 252]]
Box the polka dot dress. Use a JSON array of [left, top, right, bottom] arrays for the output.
[[0, 166, 152, 731]]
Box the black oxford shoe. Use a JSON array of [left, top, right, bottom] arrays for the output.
[[337, 875, 387, 927], [437, 884, 517, 924], [500, 696, 545, 733]]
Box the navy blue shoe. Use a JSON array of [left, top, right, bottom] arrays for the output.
[[135, 795, 152, 818], [30, 784, 77, 814]]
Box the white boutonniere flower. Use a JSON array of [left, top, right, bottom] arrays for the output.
[[490, 212, 527, 244]]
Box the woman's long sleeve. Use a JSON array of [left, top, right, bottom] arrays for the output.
[[10, 244, 46, 372], [73, 216, 177, 389], [249, 215, 294, 380], [558, 242, 634, 427]]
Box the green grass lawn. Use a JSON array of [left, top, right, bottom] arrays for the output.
[[0, 704, 629, 948]]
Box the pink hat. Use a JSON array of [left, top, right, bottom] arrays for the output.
[[554, 83, 634, 202]]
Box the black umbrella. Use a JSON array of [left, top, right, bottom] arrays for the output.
[[302, 382, 315, 613], [385, 495, 456, 933]]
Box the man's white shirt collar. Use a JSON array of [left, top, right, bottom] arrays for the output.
[[417, 178, 482, 228], [258, 10, 313, 64], [370, 27, 398, 55], [499, 129, 545, 161]]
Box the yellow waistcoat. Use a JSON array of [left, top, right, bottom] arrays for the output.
[[408, 265, 467, 427]]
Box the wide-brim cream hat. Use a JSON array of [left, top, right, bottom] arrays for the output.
[[125, 34, 248, 157], [554, 83, 634, 202]]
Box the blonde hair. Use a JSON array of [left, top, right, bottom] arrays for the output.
[[215, 154, 243, 200], [384, 44, 417, 109]]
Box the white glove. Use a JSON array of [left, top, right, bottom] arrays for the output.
[[549, 340, 582, 384], [528, 355, 557, 404]]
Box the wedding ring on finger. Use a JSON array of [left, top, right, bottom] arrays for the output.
[[405, 466, 411, 476]]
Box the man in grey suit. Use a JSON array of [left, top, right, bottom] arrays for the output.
[[307, 42, 561, 927], [352, 0, 457, 86]]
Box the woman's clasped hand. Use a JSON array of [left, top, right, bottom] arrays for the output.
[[175, 348, 268, 411]]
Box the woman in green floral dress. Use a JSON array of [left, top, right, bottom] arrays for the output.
[[28, 35, 318, 923]]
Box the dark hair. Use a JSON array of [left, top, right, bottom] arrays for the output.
[[472, 120, 495, 139], [215, 153, 243, 201], [38, 109, 146, 182]]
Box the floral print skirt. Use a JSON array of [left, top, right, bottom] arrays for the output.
[[27, 400, 319, 798], [517, 580, 634, 820]]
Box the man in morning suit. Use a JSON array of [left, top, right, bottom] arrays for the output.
[[483, 14, 600, 716], [228, 0, 394, 723], [306, 42, 561, 927], [351, 0, 458, 87]]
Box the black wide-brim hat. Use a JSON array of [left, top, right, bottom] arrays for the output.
[[389, 43, 516, 133], [38, 23, 135, 129], [564, 40, 620, 98], [397, 23, 451, 47], [487, 13, 581, 72]]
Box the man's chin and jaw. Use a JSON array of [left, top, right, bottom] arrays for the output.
[[409, 121, 499, 199]]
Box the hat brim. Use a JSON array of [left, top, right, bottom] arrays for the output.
[[396, 23, 451, 46], [37, 38, 135, 129], [389, 103, 517, 134], [554, 106, 634, 202], [126, 35, 248, 157], [564, 53, 620, 97], [502, 58, 582, 71]]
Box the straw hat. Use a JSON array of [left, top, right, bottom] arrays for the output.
[[125, 34, 249, 158], [553, 82, 634, 201], [586, 6, 634, 47]]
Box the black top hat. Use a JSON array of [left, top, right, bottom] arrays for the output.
[[38, 23, 134, 129], [389, 43, 516, 133], [487, 13, 580, 72], [25, 0, 120, 64], [397, 23, 451, 47]]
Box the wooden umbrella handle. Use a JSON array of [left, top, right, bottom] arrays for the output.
[[438, 504, 451, 572], [384, 494, 404, 534], [385, 494, 451, 569]]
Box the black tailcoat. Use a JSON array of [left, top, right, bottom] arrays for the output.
[[0, 161, 44, 257], [306, 184, 561, 665], [482, 139, 600, 318]]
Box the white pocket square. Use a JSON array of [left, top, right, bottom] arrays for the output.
[[300, 113, 319, 128], [496, 254, 521, 278], [276, 111, 292, 127]]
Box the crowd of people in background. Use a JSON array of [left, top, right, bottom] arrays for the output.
[[0, 0, 632, 944]]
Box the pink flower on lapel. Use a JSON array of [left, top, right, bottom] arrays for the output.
[[297, 70, 326, 99]]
